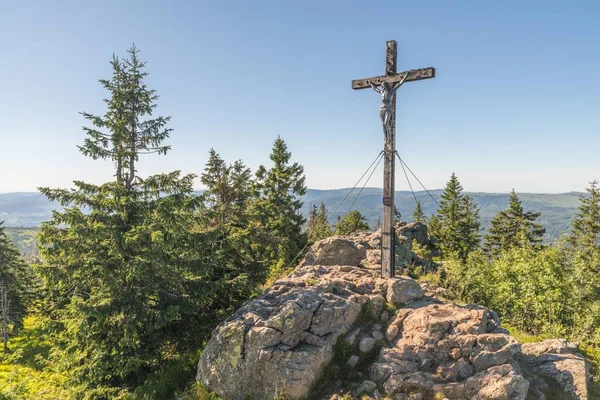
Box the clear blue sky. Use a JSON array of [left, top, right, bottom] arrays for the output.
[[1, 0, 599, 193]]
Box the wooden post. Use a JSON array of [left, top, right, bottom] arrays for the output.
[[381, 40, 397, 278], [351, 41, 435, 278]]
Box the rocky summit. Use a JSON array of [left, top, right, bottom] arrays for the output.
[[196, 230, 590, 399]]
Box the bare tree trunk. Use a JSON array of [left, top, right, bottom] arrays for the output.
[[0, 282, 8, 353]]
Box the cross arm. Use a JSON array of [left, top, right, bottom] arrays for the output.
[[351, 67, 435, 90]]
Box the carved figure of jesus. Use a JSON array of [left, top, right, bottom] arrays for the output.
[[368, 72, 409, 143]]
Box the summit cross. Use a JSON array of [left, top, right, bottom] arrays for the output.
[[352, 40, 435, 279]]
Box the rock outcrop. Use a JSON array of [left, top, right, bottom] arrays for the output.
[[196, 233, 590, 400], [308, 222, 436, 274], [521, 339, 589, 399]]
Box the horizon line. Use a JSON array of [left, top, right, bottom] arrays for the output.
[[0, 187, 586, 196]]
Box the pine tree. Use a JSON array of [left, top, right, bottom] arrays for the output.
[[37, 46, 221, 397], [334, 210, 370, 235], [569, 180, 600, 253], [484, 190, 545, 256], [430, 173, 481, 261], [412, 201, 426, 224], [250, 136, 307, 266]]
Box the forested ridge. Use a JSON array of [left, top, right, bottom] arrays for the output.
[[1, 47, 599, 399], [0, 190, 583, 243]]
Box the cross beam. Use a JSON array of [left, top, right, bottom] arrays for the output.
[[352, 41, 435, 279], [351, 67, 435, 90]]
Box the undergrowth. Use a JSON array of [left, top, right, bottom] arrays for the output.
[[0, 316, 70, 400], [0, 315, 208, 400]]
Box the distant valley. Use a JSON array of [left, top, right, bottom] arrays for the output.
[[1, 189, 583, 244]]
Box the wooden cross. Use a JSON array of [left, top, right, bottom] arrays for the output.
[[352, 40, 435, 278]]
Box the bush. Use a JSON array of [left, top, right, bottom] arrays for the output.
[[442, 245, 596, 338]]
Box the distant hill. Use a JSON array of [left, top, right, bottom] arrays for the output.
[[303, 189, 581, 243], [0, 192, 61, 227], [0, 189, 583, 243]]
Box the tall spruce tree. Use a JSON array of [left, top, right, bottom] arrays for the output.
[[37, 47, 219, 397], [412, 201, 426, 224], [250, 136, 307, 266], [429, 173, 480, 261], [569, 180, 600, 254], [484, 190, 545, 256]]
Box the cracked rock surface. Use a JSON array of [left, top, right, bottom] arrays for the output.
[[196, 263, 406, 399], [196, 234, 590, 400]]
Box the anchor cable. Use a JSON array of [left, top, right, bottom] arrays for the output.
[[395, 151, 440, 208], [345, 151, 384, 214], [327, 151, 383, 223], [283, 150, 384, 270], [399, 153, 419, 206]]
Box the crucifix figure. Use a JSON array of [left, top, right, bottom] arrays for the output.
[[368, 74, 408, 144], [352, 40, 435, 278]]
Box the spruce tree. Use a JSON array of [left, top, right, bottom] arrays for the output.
[[316, 202, 332, 239], [306, 204, 318, 237], [430, 173, 481, 261], [201, 149, 253, 227], [199, 149, 264, 291], [459, 195, 482, 258], [229, 159, 253, 224], [334, 210, 370, 235], [307, 202, 332, 242], [37, 46, 218, 397], [412, 201, 426, 224], [250, 136, 307, 266], [201, 149, 228, 224], [483, 190, 545, 256], [569, 180, 600, 253]]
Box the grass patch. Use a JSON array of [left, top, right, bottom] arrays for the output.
[[178, 382, 224, 400], [503, 324, 551, 344], [417, 272, 441, 286]]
